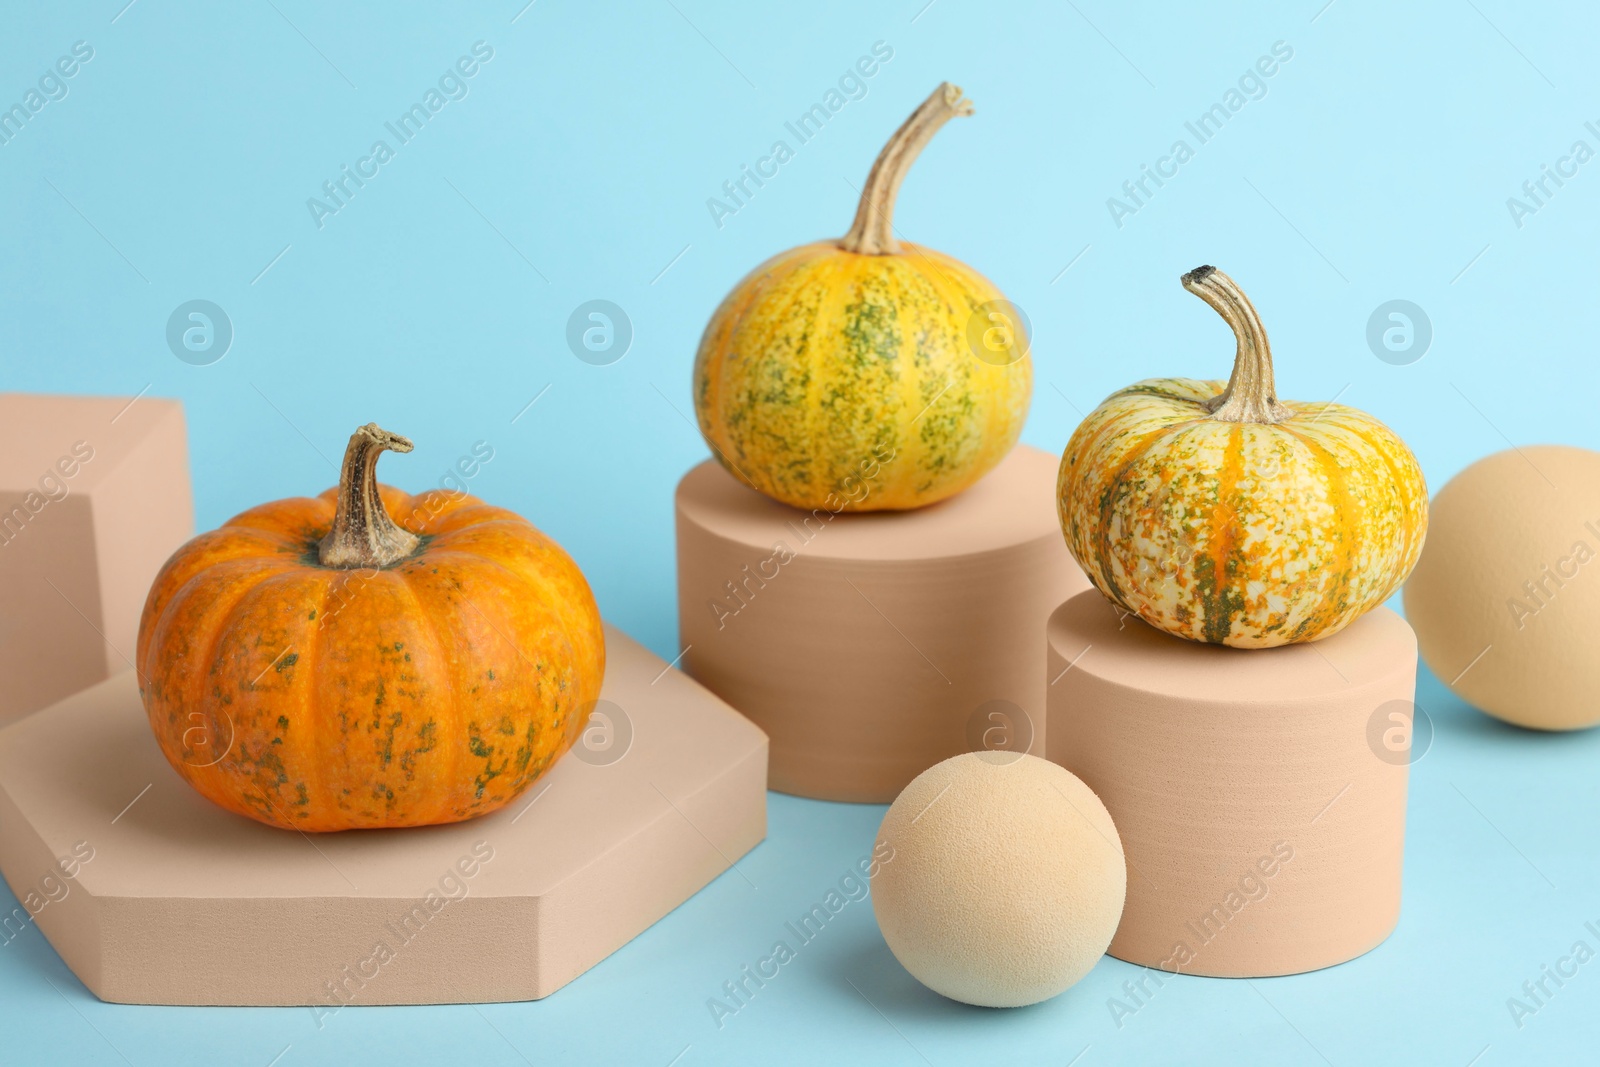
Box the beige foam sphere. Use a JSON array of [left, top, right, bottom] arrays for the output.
[[871, 751, 1126, 1007], [1404, 445, 1600, 730]]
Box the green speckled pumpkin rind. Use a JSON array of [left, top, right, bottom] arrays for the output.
[[694, 241, 1031, 511], [1056, 267, 1428, 648], [136, 428, 605, 831], [693, 81, 1032, 512]]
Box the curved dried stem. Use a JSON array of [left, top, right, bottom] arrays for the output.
[[838, 82, 973, 255], [1182, 265, 1292, 425], [318, 423, 421, 568]]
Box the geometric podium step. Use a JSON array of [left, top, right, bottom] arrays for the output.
[[0, 624, 767, 1007], [677, 444, 1089, 803], [0, 393, 193, 725], [1047, 590, 1416, 977]]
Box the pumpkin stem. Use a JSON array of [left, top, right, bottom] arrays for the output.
[[838, 82, 973, 256], [1182, 265, 1293, 425], [318, 423, 421, 569]]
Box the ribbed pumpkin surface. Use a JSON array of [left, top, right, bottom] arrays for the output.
[[1059, 376, 1427, 647], [136, 484, 605, 831], [693, 241, 1031, 511]]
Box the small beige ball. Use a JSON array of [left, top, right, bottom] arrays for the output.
[[871, 751, 1126, 1007], [1404, 445, 1600, 730]]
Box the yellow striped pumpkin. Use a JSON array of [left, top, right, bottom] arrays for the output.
[[694, 83, 1031, 512], [1057, 266, 1427, 648]]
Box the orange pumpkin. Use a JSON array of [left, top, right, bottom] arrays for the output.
[[136, 424, 605, 831]]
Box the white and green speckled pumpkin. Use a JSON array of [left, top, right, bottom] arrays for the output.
[[1057, 266, 1428, 648]]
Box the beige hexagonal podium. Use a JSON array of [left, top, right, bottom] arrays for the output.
[[0, 625, 767, 1006], [0, 393, 193, 725]]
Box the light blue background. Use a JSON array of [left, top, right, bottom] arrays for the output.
[[3, 1, 1598, 1063]]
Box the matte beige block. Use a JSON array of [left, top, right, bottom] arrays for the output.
[[677, 445, 1089, 803], [0, 393, 193, 724], [1046, 590, 1415, 977], [0, 625, 767, 1006]]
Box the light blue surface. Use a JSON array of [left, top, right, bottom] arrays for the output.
[[2, 1, 1598, 1063]]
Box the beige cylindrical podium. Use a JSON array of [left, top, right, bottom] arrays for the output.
[[1046, 590, 1416, 977], [677, 445, 1089, 803]]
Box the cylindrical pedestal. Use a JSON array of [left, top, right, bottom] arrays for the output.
[[677, 445, 1089, 802], [1046, 590, 1416, 977]]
